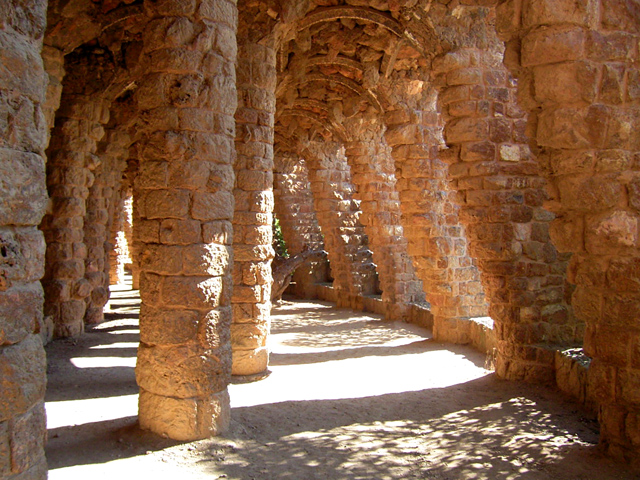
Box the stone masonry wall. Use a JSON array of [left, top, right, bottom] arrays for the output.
[[40, 88, 109, 338], [496, 0, 640, 460], [0, 0, 49, 478], [133, 0, 237, 440], [84, 118, 131, 323], [435, 46, 577, 384]]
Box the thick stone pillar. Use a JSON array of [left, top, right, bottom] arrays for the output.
[[345, 133, 424, 321], [134, 0, 237, 440], [274, 153, 327, 298], [497, 0, 640, 459], [0, 1, 49, 478], [41, 92, 109, 338], [232, 38, 276, 376], [84, 124, 131, 323], [386, 106, 488, 343], [433, 47, 576, 383], [304, 142, 377, 309]]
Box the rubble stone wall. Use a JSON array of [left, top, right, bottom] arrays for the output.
[[344, 129, 425, 321], [302, 142, 378, 310], [385, 95, 489, 344]]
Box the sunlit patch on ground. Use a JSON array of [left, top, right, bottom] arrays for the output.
[[45, 285, 635, 480]]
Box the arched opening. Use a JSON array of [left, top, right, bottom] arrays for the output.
[[1, 0, 639, 478]]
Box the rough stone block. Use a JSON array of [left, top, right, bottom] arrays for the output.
[[159, 218, 201, 245], [0, 335, 45, 422], [198, 307, 231, 349], [231, 346, 268, 375], [445, 118, 488, 143], [533, 61, 598, 104], [192, 191, 234, 221], [10, 402, 46, 475], [138, 388, 230, 441], [0, 150, 47, 227], [522, 0, 590, 28], [585, 210, 639, 254], [160, 275, 223, 309], [230, 323, 268, 349], [181, 244, 231, 276], [143, 189, 190, 220], [601, 0, 640, 33], [537, 107, 590, 149], [136, 343, 230, 398], [139, 305, 199, 345], [521, 26, 586, 67]]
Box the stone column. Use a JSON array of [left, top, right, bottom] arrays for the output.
[[497, 0, 640, 459], [304, 142, 377, 309], [274, 153, 327, 298], [84, 124, 131, 323], [345, 133, 424, 321], [433, 47, 576, 383], [0, 1, 49, 478], [42, 45, 65, 145], [83, 163, 111, 324], [40, 92, 109, 338], [386, 105, 488, 343], [133, 0, 237, 440], [232, 38, 276, 376]]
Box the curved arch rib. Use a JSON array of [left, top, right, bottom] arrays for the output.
[[306, 55, 365, 75], [298, 6, 404, 37], [302, 73, 384, 113], [278, 109, 350, 142]]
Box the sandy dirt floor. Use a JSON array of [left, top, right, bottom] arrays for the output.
[[44, 281, 638, 479]]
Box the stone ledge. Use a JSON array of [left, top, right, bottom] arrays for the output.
[[554, 347, 597, 416]]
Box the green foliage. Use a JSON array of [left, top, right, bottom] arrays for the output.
[[272, 215, 289, 258]]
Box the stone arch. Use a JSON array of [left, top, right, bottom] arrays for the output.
[[278, 109, 351, 142], [273, 152, 328, 299], [282, 73, 384, 113]]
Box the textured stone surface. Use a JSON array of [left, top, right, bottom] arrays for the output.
[[133, 0, 237, 441], [0, 0, 639, 473], [231, 18, 276, 375]]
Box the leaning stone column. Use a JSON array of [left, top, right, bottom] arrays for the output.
[[303, 142, 378, 309], [345, 132, 424, 321], [134, 0, 237, 440], [41, 92, 109, 338], [386, 102, 487, 343], [0, 1, 49, 478], [274, 154, 327, 298], [496, 0, 640, 459], [232, 36, 276, 376]]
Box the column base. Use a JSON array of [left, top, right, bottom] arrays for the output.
[[231, 346, 269, 376], [138, 389, 230, 441]]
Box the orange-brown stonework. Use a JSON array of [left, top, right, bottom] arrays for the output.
[[0, 0, 638, 477]]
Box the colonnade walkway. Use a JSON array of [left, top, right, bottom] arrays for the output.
[[43, 281, 635, 479]]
